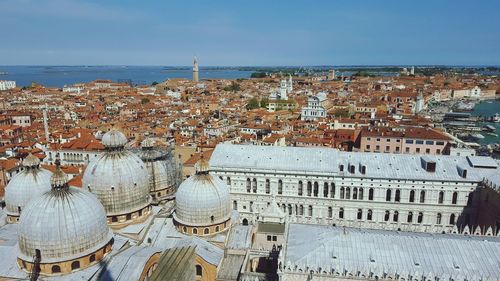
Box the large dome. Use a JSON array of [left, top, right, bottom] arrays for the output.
[[83, 130, 151, 223], [134, 139, 176, 202], [4, 154, 52, 222], [174, 160, 231, 227], [17, 166, 112, 273]]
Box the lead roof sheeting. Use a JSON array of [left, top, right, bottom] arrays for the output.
[[210, 144, 500, 185], [226, 225, 253, 249], [174, 236, 223, 266], [285, 224, 500, 279]]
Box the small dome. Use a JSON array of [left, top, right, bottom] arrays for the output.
[[22, 153, 40, 167], [102, 129, 128, 148], [174, 163, 231, 226], [4, 159, 52, 219], [18, 169, 112, 265], [83, 135, 151, 218]]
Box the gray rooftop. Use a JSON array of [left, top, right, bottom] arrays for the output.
[[283, 223, 500, 280], [210, 144, 500, 185]]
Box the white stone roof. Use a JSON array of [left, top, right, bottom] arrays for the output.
[[209, 144, 500, 185], [283, 224, 500, 280]]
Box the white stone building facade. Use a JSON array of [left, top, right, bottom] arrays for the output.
[[209, 144, 500, 234]]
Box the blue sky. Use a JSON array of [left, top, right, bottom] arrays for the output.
[[1, 0, 499, 66]]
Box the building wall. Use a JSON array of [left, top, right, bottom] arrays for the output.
[[211, 170, 478, 233]]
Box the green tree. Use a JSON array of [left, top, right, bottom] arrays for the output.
[[223, 82, 241, 92], [141, 97, 150, 104], [247, 97, 259, 110], [260, 98, 269, 108], [151, 81, 158, 86]]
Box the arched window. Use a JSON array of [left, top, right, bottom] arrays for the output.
[[368, 188, 374, 200], [340, 187, 345, 199], [407, 212, 413, 223], [367, 209, 373, 221], [307, 182, 312, 196], [395, 189, 401, 202], [328, 207, 332, 218], [313, 182, 319, 197], [242, 218, 248, 226], [436, 213, 442, 224], [182, 226, 187, 233], [409, 190, 415, 202], [330, 183, 335, 198], [386, 189, 392, 202], [215, 225, 220, 232], [288, 204, 293, 215], [278, 180, 283, 195], [246, 178, 251, 193], [393, 211, 399, 222], [89, 254, 96, 263], [233, 201, 238, 210], [358, 188, 364, 200], [226, 177, 231, 186], [192, 228, 198, 235], [353, 187, 358, 200], [298, 181, 303, 196], [438, 191, 444, 204], [71, 261, 80, 270], [384, 211, 390, 221], [346, 187, 351, 200], [449, 214, 456, 225], [196, 265, 203, 276], [299, 205, 304, 216], [210, 215, 214, 223], [417, 212, 424, 223], [112, 216, 118, 223], [265, 179, 270, 194], [323, 183, 329, 198], [357, 209, 363, 220], [52, 265, 61, 273], [339, 208, 344, 219], [308, 205, 313, 217], [452, 192, 458, 204], [420, 190, 426, 203], [204, 228, 209, 235], [252, 178, 257, 193]]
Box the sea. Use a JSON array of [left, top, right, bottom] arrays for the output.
[[0, 66, 253, 87], [471, 100, 500, 145]]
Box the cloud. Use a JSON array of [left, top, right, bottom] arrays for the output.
[[0, 0, 145, 22]]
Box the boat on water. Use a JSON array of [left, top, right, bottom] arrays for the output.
[[490, 113, 500, 123], [482, 124, 496, 132], [454, 101, 476, 112], [470, 133, 485, 140]]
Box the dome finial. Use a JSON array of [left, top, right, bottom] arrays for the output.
[[51, 155, 68, 188], [195, 154, 209, 174], [22, 153, 40, 168]]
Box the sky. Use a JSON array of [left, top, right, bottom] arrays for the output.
[[0, 0, 499, 66]]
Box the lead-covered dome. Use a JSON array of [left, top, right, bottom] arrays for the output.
[[17, 165, 113, 275], [134, 138, 177, 202], [174, 159, 231, 231], [4, 154, 52, 223], [101, 129, 127, 148], [83, 129, 151, 226]]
